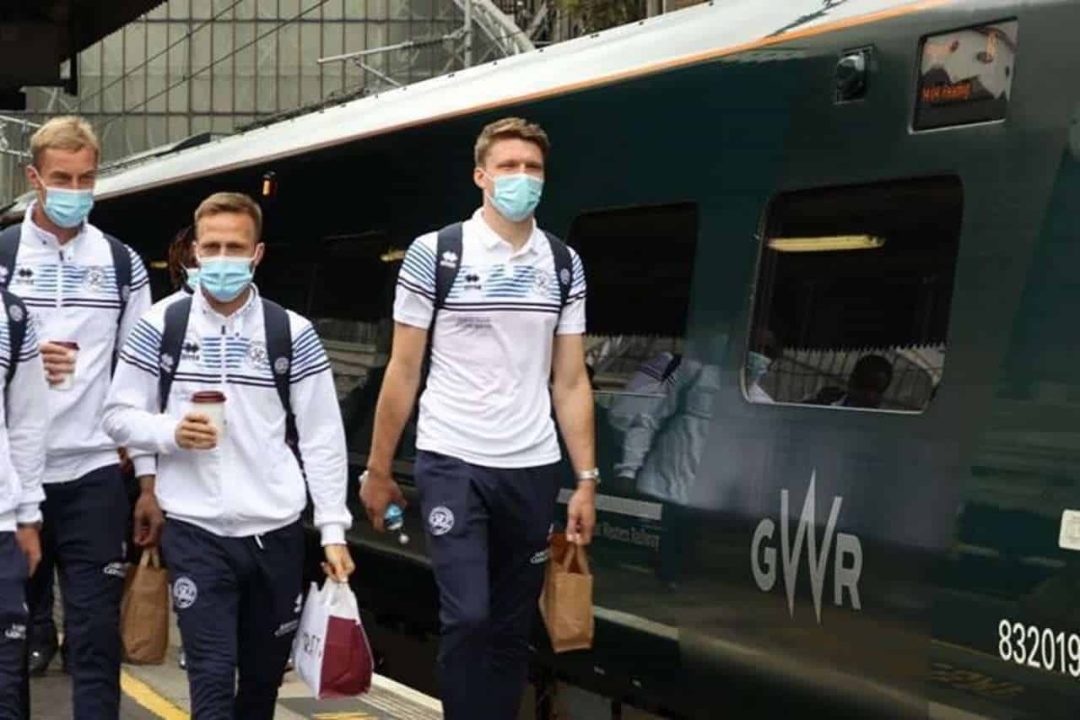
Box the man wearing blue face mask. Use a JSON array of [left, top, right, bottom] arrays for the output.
[[360, 117, 598, 719], [0, 116, 155, 717], [103, 192, 354, 719]]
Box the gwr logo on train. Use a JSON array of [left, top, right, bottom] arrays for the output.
[[750, 473, 863, 623]]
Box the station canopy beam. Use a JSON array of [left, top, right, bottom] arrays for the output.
[[0, 0, 166, 109]]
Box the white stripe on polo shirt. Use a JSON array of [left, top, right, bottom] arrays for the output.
[[394, 208, 587, 469]]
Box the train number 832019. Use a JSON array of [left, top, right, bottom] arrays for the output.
[[998, 619, 1080, 679]]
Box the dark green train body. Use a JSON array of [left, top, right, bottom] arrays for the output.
[[6, 0, 1080, 716]]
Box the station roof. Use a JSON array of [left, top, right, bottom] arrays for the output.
[[1, 0, 166, 106]]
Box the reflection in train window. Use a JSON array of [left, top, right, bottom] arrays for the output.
[[568, 203, 698, 494], [745, 176, 962, 412], [301, 230, 414, 462], [305, 230, 396, 400]]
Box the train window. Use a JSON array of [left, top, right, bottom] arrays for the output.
[[568, 203, 698, 495], [301, 230, 413, 464], [302, 230, 398, 398], [745, 176, 962, 413], [571, 203, 698, 390]]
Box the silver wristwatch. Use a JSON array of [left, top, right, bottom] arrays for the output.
[[576, 468, 601, 485]]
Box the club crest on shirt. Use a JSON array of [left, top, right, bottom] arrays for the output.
[[531, 269, 550, 297], [84, 266, 107, 291], [247, 340, 269, 370]]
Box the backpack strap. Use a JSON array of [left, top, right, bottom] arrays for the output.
[[434, 222, 464, 313], [104, 233, 132, 317], [544, 231, 573, 312], [262, 298, 298, 451], [0, 224, 22, 290], [2, 289, 27, 390], [418, 223, 465, 393], [158, 297, 193, 412]]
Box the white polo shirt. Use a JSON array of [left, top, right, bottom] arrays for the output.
[[394, 209, 587, 468]]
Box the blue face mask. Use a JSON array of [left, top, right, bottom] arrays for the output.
[[488, 173, 543, 222], [41, 186, 95, 229], [184, 267, 200, 290], [198, 256, 254, 302]]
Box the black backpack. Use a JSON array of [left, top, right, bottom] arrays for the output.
[[156, 296, 298, 452], [415, 221, 575, 396], [0, 222, 131, 381], [430, 221, 573, 313]]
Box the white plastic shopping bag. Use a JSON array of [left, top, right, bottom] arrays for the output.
[[292, 580, 373, 698]]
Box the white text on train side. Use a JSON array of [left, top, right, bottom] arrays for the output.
[[750, 472, 863, 623]]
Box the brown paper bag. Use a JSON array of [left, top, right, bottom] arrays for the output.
[[539, 532, 594, 653], [120, 548, 169, 665]]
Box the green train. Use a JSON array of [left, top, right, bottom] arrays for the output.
[[5, 0, 1079, 716]]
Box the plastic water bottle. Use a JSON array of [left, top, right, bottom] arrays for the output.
[[384, 504, 409, 545]]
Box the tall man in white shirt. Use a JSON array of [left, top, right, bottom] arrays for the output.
[[0, 288, 50, 719], [0, 116, 155, 716], [360, 117, 598, 719], [104, 192, 354, 718]]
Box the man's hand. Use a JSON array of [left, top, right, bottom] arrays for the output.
[[175, 413, 218, 450], [321, 544, 355, 582], [39, 342, 75, 387], [566, 482, 597, 545], [118, 447, 134, 475], [15, 525, 41, 576], [359, 469, 406, 532], [132, 482, 165, 547]]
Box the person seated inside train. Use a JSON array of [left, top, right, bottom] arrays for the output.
[[805, 354, 894, 409]]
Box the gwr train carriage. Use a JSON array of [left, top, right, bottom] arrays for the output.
[[5, 0, 1080, 717]]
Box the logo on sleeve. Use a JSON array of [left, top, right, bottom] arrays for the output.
[[428, 506, 455, 536], [7, 303, 23, 323], [440, 250, 459, 269], [273, 356, 290, 376], [172, 576, 198, 610], [559, 268, 571, 286]]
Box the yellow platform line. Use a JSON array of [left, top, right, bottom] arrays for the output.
[[120, 669, 190, 720]]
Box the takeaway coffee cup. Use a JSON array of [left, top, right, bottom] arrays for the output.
[[191, 391, 226, 441], [50, 341, 79, 391]]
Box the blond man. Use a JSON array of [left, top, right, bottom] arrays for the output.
[[360, 118, 598, 719], [0, 116, 155, 717], [104, 193, 353, 718]]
